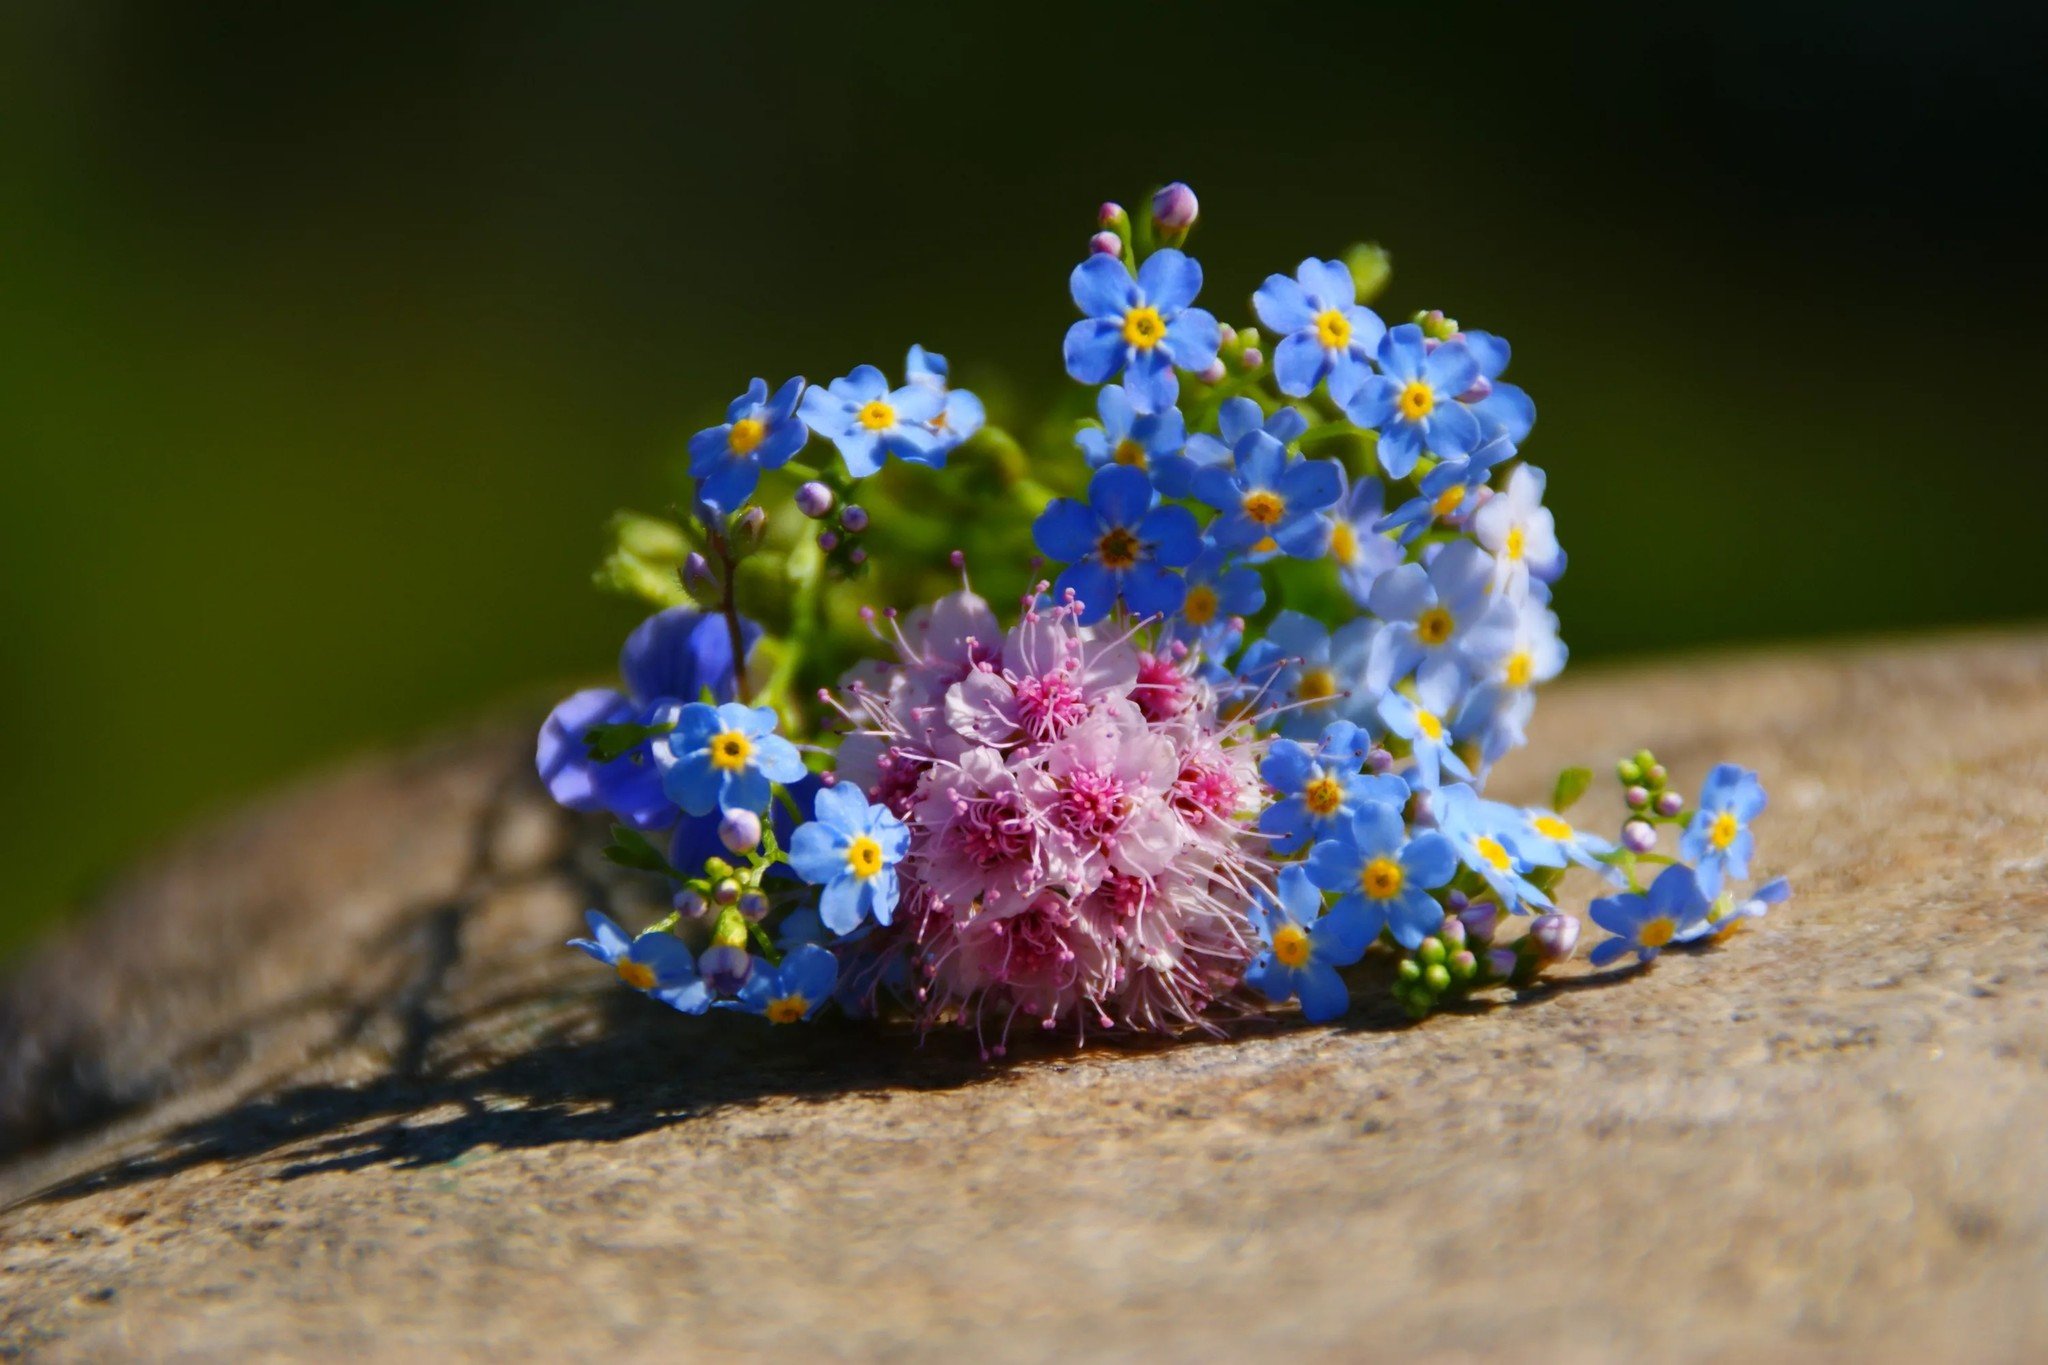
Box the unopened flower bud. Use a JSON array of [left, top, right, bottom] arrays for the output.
[[795, 481, 835, 518], [1459, 900, 1500, 941], [1622, 819, 1658, 854], [1646, 763, 1668, 787], [735, 506, 768, 548], [1151, 181, 1198, 231], [847, 547, 867, 566], [1448, 949, 1478, 981], [1458, 374, 1494, 404], [1089, 231, 1121, 256], [1440, 919, 1467, 951], [1625, 785, 1650, 810], [703, 857, 733, 879], [1097, 201, 1124, 227], [840, 504, 870, 534], [737, 889, 772, 922], [699, 943, 752, 995], [1198, 359, 1226, 385], [1417, 937, 1448, 967], [817, 530, 840, 553], [1366, 747, 1393, 774], [1655, 791, 1685, 817], [712, 877, 742, 906], [1423, 962, 1452, 993], [1488, 947, 1518, 978], [718, 809, 761, 855], [1633, 749, 1657, 773], [1529, 912, 1581, 963], [1416, 309, 1459, 342], [1218, 322, 1237, 347], [1241, 348, 1264, 370], [1617, 758, 1643, 784], [673, 888, 709, 919], [683, 552, 716, 589]]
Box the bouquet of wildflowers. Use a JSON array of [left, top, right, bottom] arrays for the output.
[[537, 184, 1789, 1052]]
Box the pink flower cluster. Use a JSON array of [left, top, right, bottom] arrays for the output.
[[830, 586, 1267, 1049]]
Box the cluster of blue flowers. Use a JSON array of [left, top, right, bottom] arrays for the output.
[[539, 181, 1789, 1038]]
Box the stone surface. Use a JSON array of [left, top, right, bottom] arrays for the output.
[[2, 633, 2046, 1361]]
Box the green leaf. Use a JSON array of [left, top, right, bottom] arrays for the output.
[[602, 825, 679, 878], [582, 720, 674, 765], [1551, 766, 1593, 813]]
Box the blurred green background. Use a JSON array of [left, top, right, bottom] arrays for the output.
[[3, 2, 2044, 960]]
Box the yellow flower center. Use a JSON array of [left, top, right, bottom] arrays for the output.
[[1709, 811, 1740, 851], [1504, 526, 1527, 561], [1431, 484, 1466, 518], [1296, 667, 1337, 704], [1250, 535, 1279, 555], [1096, 526, 1141, 570], [1361, 857, 1405, 900], [1475, 836, 1513, 871], [1271, 922, 1311, 968], [1504, 650, 1534, 689], [1398, 380, 1435, 421], [1638, 916, 1677, 950], [727, 417, 766, 455], [1122, 305, 1167, 349], [709, 730, 754, 772], [1415, 708, 1444, 741], [1533, 815, 1574, 841], [1303, 775, 1346, 817], [1416, 606, 1455, 646], [1112, 437, 1148, 468], [1330, 520, 1359, 566], [615, 959, 657, 992], [846, 835, 884, 880], [1314, 308, 1352, 349], [1182, 583, 1219, 625], [1242, 490, 1287, 526], [857, 400, 897, 432], [764, 994, 810, 1024]]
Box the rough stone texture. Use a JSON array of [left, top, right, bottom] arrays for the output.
[[2, 632, 2045, 1361]]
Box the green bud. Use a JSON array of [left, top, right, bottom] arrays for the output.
[[1417, 937, 1447, 966], [1617, 759, 1643, 784], [1344, 243, 1393, 304], [1396, 958, 1422, 983], [612, 512, 689, 563], [1423, 962, 1452, 993], [1646, 763, 1668, 788], [1633, 749, 1657, 773], [1448, 949, 1477, 981], [1414, 308, 1459, 341], [709, 905, 749, 951], [704, 857, 733, 879]]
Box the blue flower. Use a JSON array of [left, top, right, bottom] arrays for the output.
[[1454, 601, 1566, 766], [1168, 542, 1263, 655], [1431, 783, 1552, 910], [568, 910, 710, 1014], [1326, 473, 1405, 604], [1245, 865, 1371, 1022], [1235, 610, 1357, 740], [686, 376, 808, 512], [1033, 465, 1202, 624], [728, 943, 840, 1023], [798, 364, 946, 477], [1458, 328, 1536, 445], [1191, 430, 1343, 558], [1378, 658, 1474, 790], [656, 702, 808, 817], [1260, 726, 1409, 855], [1169, 397, 1310, 499], [1377, 451, 1494, 547], [536, 609, 758, 830], [1589, 864, 1711, 966], [1076, 384, 1186, 479], [1253, 257, 1387, 399], [1705, 875, 1791, 940], [788, 782, 910, 935], [1511, 806, 1618, 875], [1304, 801, 1458, 949], [1679, 764, 1767, 897], [1063, 248, 1222, 415], [1364, 541, 1517, 692], [904, 345, 985, 457], [672, 771, 821, 882], [1332, 324, 1483, 478]]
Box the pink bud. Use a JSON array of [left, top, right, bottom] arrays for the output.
[[795, 481, 835, 519], [1530, 913, 1580, 963], [1198, 360, 1226, 385], [1152, 181, 1198, 230], [1090, 231, 1121, 256], [718, 809, 761, 855], [1097, 201, 1124, 226], [1622, 820, 1658, 854], [1241, 348, 1264, 369]]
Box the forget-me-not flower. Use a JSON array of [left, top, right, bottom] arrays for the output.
[[800, 364, 946, 477], [1705, 875, 1791, 941], [727, 944, 841, 1023], [1033, 465, 1203, 624], [1168, 542, 1263, 655], [1304, 800, 1458, 949], [687, 376, 809, 512], [657, 702, 808, 817], [1364, 540, 1517, 692], [1431, 782, 1552, 910], [1679, 764, 1767, 896], [1261, 726, 1410, 855], [568, 911, 711, 1014], [1589, 864, 1711, 966], [1252, 256, 1388, 399], [1191, 430, 1343, 558], [1471, 464, 1563, 599], [1459, 328, 1536, 445], [788, 782, 910, 935], [1326, 473, 1405, 605], [1076, 384, 1186, 478], [1378, 658, 1474, 790], [1245, 864, 1371, 1022], [1332, 324, 1483, 478], [904, 344, 985, 457], [1063, 249, 1221, 415], [1166, 397, 1310, 499]]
